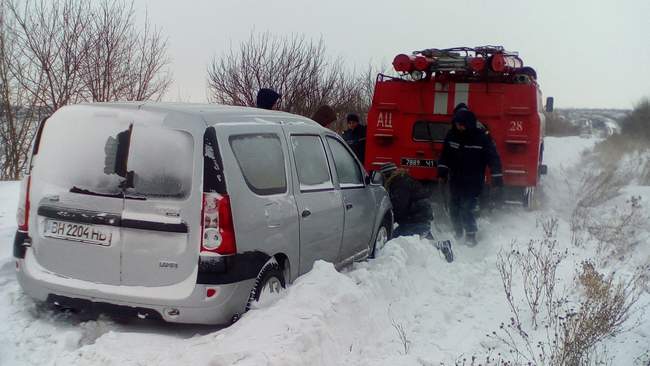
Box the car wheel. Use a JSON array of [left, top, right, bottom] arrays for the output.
[[369, 217, 391, 259], [245, 261, 286, 311]]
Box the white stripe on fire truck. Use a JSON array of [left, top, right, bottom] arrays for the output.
[[434, 82, 448, 115], [454, 83, 469, 108]]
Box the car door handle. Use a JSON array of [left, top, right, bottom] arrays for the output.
[[345, 203, 353, 210], [301, 209, 311, 218]]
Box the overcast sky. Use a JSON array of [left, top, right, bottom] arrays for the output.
[[135, 0, 649, 109]]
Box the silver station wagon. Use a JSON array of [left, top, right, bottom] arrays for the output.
[[13, 103, 393, 324]]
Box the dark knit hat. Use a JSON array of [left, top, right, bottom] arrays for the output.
[[451, 109, 477, 129], [346, 113, 360, 123], [453, 103, 469, 113], [256, 88, 281, 110]]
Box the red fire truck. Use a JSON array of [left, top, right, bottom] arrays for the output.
[[364, 46, 550, 209]]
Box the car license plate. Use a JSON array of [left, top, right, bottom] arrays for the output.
[[44, 220, 113, 246], [401, 158, 437, 168]]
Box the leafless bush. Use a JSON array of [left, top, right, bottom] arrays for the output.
[[452, 349, 510, 365], [545, 111, 580, 137], [620, 98, 650, 141], [7, 0, 92, 111], [572, 194, 646, 261], [0, 4, 45, 179], [1, 0, 171, 180], [207, 31, 373, 124], [491, 246, 647, 365], [555, 261, 646, 365], [81, 1, 171, 102], [498, 221, 568, 330], [569, 170, 630, 249], [537, 216, 559, 239]]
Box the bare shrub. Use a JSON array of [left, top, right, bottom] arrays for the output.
[[572, 193, 646, 261], [207, 31, 373, 123], [545, 111, 580, 137], [537, 216, 559, 239], [452, 349, 509, 365], [0, 4, 45, 179], [82, 1, 172, 102], [575, 170, 624, 210], [1, 0, 171, 180], [555, 262, 646, 365], [8, 0, 93, 111], [491, 247, 647, 365], [569, 169, 632, 250], [619, 98, 650, 141], [498, 220, 568, 330]]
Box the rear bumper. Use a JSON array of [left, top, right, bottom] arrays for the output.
[[16, 247, 255, 325]]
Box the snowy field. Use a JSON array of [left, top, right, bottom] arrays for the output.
[[1, 136, 648, 365]]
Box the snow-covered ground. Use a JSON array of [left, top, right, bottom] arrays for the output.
[[1, 136, 648, 365]]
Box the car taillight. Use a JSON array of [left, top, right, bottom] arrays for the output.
[[201, 192, 236, 255], [16, 176, 31, 232]]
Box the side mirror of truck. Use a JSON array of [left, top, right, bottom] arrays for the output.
[[370, 170, 384, 186], [545, 97, 554, 113]]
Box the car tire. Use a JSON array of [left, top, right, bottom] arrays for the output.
[[245, 261, 286, 312], [369, 216, 391, 259]]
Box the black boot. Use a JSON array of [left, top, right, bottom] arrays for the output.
[[438, 240, 454, 263]]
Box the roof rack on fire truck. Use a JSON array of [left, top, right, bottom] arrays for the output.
[[391, 45, 536, 82]]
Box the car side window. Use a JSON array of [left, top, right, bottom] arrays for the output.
[[230, 134, 287, 195], [326, 136, 364, 187], [290, 135, 334, 192]]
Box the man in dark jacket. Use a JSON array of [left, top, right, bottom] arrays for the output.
[[437, 105, 503, 246], [381, 162, 454, 262], [256, 88, 281, 110], [342, 113, 367, 163], [380, 162, 433, 237]]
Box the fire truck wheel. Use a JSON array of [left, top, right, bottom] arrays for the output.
[[524, 186, 536, 210], [369, 216, 391, 259]]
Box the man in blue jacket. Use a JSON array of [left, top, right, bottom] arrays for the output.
[[342, 113, 367, 163], [437, 105, 502, 246]]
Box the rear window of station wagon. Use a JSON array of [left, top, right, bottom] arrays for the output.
[[229, 134, 287, 195], [35, 116, 194, 200]]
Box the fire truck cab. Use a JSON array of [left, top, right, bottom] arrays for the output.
[[365, 46, 548, 209]]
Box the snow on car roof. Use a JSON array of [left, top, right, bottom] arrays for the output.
[[73, 102, 321, 128]]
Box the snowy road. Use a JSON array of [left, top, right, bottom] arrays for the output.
[[1, 136, 648, 365]]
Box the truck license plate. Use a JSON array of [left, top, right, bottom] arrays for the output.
[[401, 158, 437, 168], [44, 220, 113, 246]]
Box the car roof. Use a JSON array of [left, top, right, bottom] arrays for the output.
[[74, 102, 322, 128]]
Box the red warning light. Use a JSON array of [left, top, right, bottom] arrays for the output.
[[393, 54, 414, 73]]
